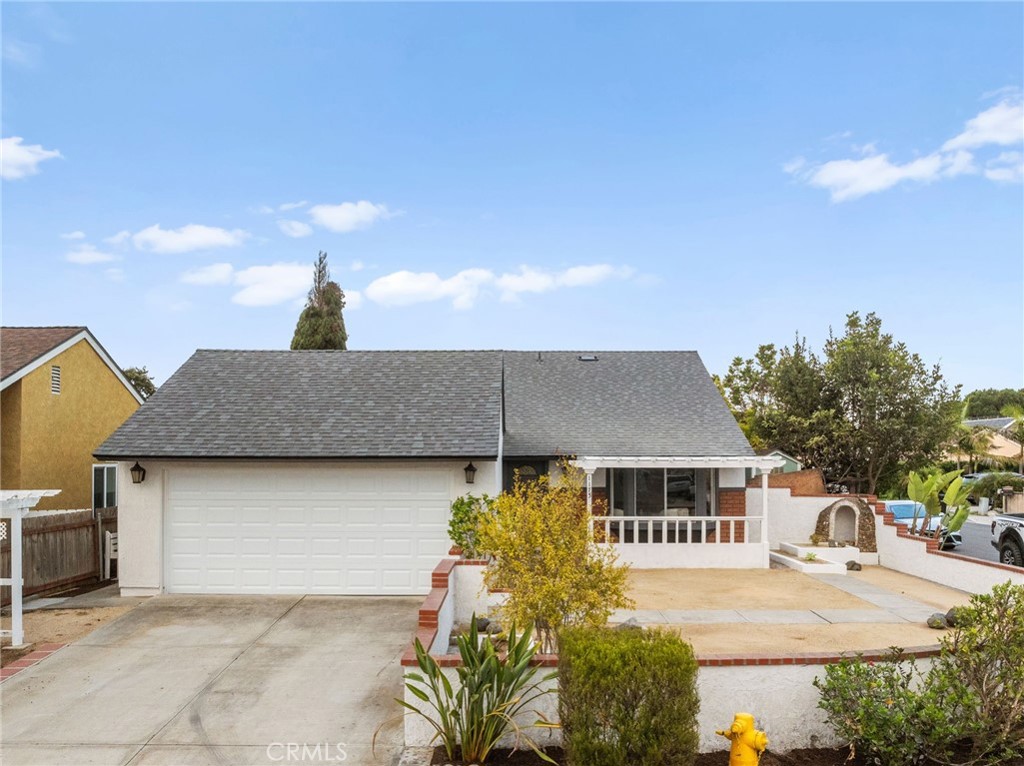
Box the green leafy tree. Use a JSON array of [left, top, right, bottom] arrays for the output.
[[965, 388, 1024, 417], [123, 366, 157, 400], [722, 312, 961, 495], [291, 252, 348, 350], [1000, 404, 1024, 474]]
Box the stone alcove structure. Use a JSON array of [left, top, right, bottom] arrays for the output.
[[812, 497, 877, 553]]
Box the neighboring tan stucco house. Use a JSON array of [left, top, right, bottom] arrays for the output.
[[96, 350, 781, 597], [1, 327, 145, 510]]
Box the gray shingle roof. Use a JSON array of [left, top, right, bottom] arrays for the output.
[[502, 351, 752, 457], [95, 349, 752, 460], [95, 350, 503, 460]]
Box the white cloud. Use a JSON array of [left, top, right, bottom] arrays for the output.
[[985, 151, 1024, 183], [277, 219, 313, 238], [231, 263, 312, 307], [350, 260, 365, 272], [1, 136, 62, 180], [65, 244, 118, 264], [365, 268, 492, 310], [279, 200, 308, 211], [942, 98, 1024, 151], [2, 39, 40, 68], [308, 200, 394, 233], [180, 262, 235, 286], [365, 263, 630, 310], [60, 230, 86, 240], [105, 230, 132, 246], [790, 93, 1024, 201], [132, 223, 250, 254]]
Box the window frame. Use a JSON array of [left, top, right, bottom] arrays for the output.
[[92, 464, 118, 510], [610, 467, 718, 517]]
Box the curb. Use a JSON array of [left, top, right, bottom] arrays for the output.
[[0, 643, 66, 682]]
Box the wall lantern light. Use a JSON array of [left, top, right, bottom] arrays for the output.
[[130, 462, 147, 484], [464, 462, 477, 484]]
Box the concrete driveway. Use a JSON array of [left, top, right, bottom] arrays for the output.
[[1, 594, 420, 766]]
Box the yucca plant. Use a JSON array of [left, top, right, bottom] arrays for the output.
[[398, 617, 558, 764]]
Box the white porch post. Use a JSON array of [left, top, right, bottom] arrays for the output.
[[761, 469, 771, 562], [585, 469, 594, 515]]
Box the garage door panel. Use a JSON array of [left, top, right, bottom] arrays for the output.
[[165, 465, 453, 595]]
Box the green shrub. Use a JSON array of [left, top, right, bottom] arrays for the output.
[[398, 617, 557, 764], [815, 582, 1024, 765], [448, 494, 494, 559], [559, 626, 699, 766], [967, 473, 1024, 506]]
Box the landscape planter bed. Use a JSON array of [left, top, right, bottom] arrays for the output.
[[430, 746, 863, 765]]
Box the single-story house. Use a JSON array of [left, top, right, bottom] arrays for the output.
[[95, 350, 782, 596], [1, 326, 144, 510]]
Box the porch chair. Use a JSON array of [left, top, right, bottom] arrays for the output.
[[104, 530, 119, 580]]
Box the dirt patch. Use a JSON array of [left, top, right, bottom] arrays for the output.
[[628, 568, 869, 610], [666, 622, 942, 655], [1, 606, 135, 664], [850, 567, 973, 611]]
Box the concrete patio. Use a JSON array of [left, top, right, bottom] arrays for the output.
[[0, 594, 419, 766]]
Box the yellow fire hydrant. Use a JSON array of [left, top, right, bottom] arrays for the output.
[[716, 712, 768, 766]]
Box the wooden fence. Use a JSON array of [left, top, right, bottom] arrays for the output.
[[0, 507, 117, 605]]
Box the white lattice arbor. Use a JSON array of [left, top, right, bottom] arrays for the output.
[[1, 490, 60, 646]]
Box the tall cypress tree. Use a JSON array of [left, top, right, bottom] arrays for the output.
[[290, 252, 349, 350]]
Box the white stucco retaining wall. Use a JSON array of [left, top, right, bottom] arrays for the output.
[[875, 517, 1024, 593], [403, 660, 890, 752], [748, 488, 835, 549], [452, 563, 505, 626]]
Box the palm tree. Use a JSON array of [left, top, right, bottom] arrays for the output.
[[1001, 404, 1024, 474]]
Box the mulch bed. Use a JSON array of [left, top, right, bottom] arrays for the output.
[[431, 745, 862, 765]]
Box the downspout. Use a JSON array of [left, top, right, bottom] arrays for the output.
[[496, 353, 505, 495]]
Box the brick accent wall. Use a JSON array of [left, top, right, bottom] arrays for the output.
[[717, 488, 746, 543]]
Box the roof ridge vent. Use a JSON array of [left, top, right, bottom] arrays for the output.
[[577, 354, 598, 362]]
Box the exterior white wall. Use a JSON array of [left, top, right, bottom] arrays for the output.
[[749, 488, 836, 549], [404, 660, 920, 753], [116, 460, 166, 596], [876, 518, 1024, 592], [431, 587, 455, 655], [117, 459, 498, 596], [719, 467, 746, 489], [604, 542, 768, 569], [452, 563, 505, 626]]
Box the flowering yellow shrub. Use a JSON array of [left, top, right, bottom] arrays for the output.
[[477, 461, 633, 652]]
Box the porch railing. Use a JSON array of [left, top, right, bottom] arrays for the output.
[[590, 515, 764, 545]]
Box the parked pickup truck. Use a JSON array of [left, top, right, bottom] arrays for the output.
[[991, 513, 1024, 567]]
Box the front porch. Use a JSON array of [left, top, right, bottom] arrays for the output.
[[574, 455, 784, 568]]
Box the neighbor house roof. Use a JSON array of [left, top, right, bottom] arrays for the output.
[[95, 350, 504, 460], [1, 326, 145, 404], [1, 326, 86, 381], [965, 416, 1016, 432], [96, 349, 752, 461], [502, 351, 753, 458]]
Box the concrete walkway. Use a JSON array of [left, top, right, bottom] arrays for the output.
[[1, 594, 419, 766], [611, 573, 941, 626]]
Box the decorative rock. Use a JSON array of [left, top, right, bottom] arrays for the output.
[[828, 540, 841, 548], [927, 613, 949, 629], [475, 617, 491, 632], [615, 617, 643, 631], [945, 607, 961, 628], [846, 560, 862, 571], [485, 621, 503, 635]]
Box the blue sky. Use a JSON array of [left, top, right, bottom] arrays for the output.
[[3, 3, 1022, 391]]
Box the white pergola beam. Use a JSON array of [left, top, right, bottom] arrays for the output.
[[573, 455, 787, 471]]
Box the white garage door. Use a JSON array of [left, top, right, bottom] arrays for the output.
[[164, 464, 453, 595]]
